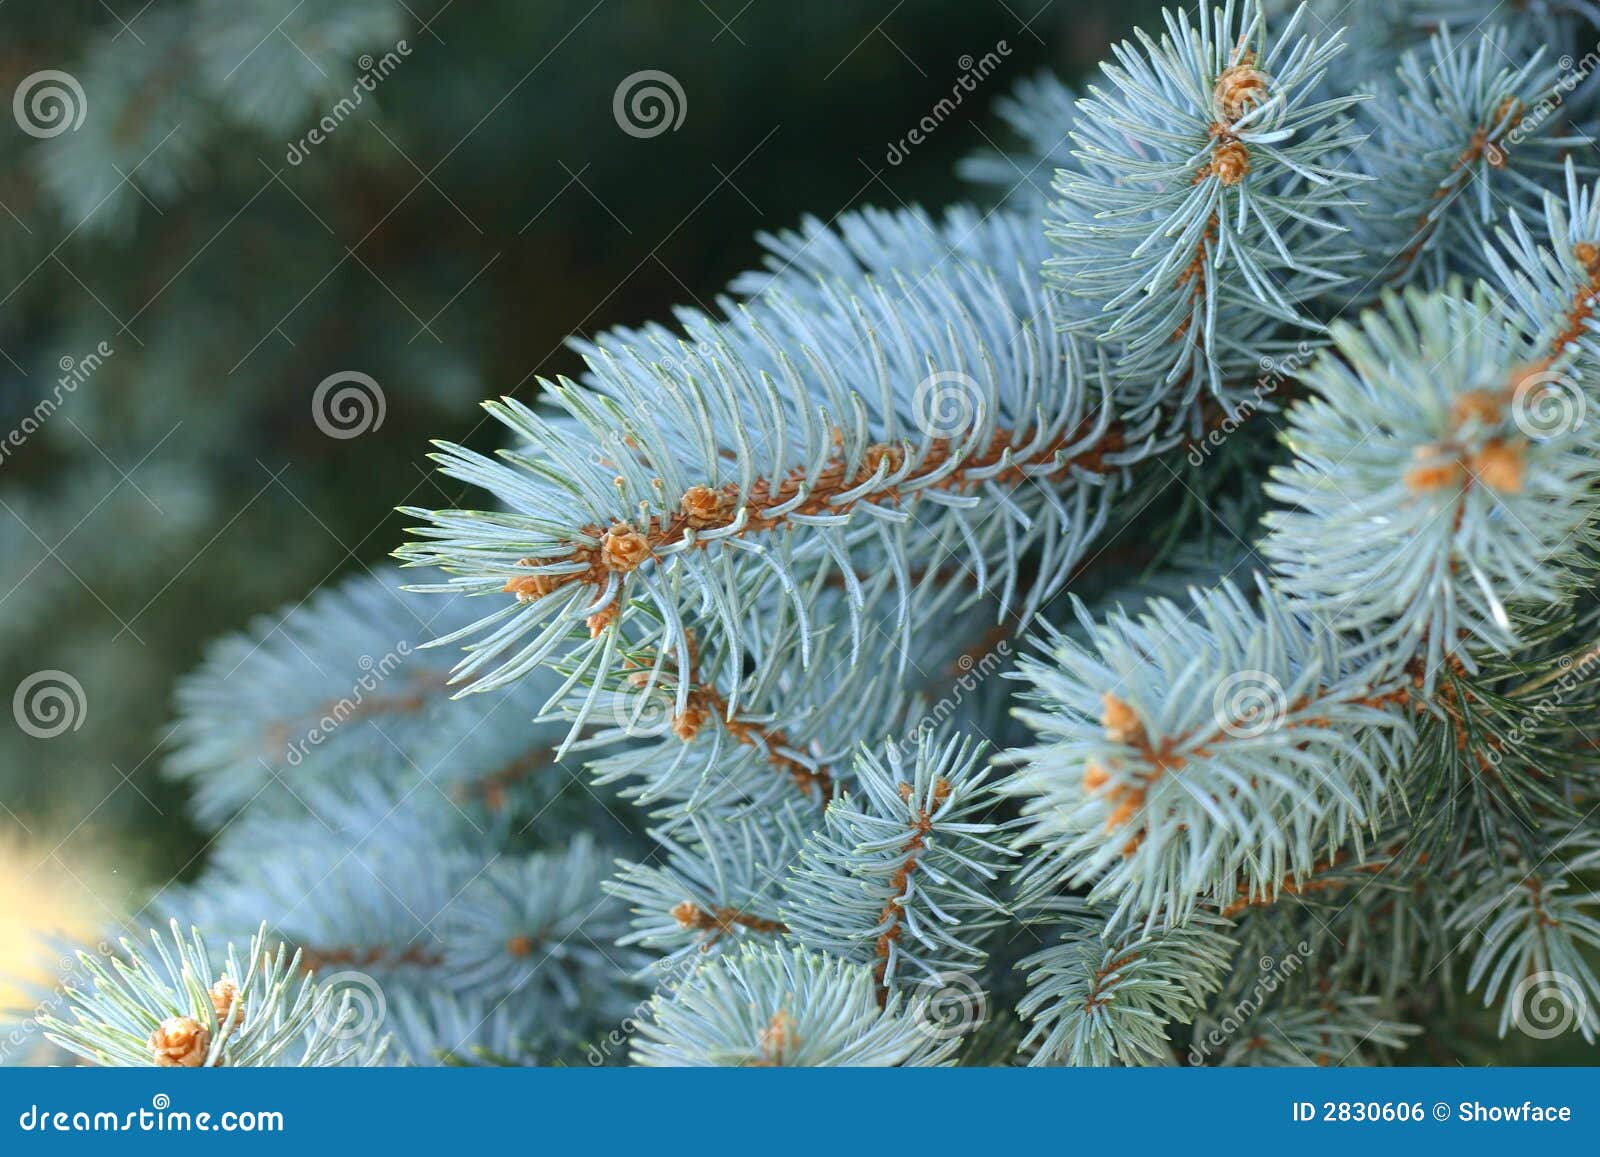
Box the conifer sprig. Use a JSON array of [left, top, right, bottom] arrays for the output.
[[46, 0, 1600, 1070], [43, 923, 385, 1068], [1049, 0, 1368, 399]]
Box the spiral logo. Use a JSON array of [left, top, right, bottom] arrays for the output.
[[313, 970, 387, 1041], [909, 971, 987, 1041], [613, 70, 686, 139], [151, 1093, 171, 1111], [611, 687, 673, 738], [958, 54, 974, 71], [1510, 970, 1588, 1039], [912, 371, 983, 439], [13, 670, 87, 739], [13, 70, 87, 139], [1211, 61, 1279, 132], [311, 370, 386, 439], [1212, 670, 1286, 740], [358, 54, 375, 71], [1511, 368, 1585, 439]]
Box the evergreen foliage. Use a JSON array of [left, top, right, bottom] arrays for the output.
[[27, 0, 1600, 1068], [41, 922, 387, 1068]]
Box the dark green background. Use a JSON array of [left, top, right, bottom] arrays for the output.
[[0, 0, 1155, 885]]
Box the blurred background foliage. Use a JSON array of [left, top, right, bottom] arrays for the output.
[[0, 0, 1158, 1005]]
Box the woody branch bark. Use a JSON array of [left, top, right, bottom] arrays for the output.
[[503, 418, 1125, 611]]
